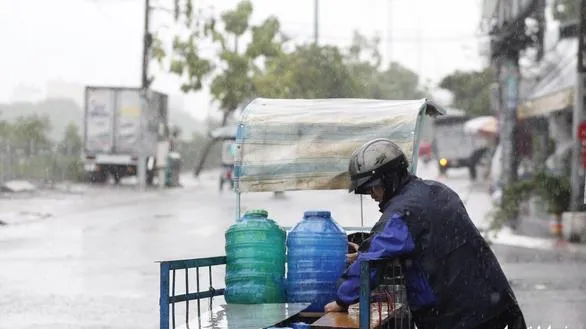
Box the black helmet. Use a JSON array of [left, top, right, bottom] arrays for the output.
[[348, 138, 409, 195]]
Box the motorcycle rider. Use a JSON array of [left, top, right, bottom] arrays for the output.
[[324, 138, 526, 329]]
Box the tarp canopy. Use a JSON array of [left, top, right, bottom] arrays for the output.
[[518, 38, 576, 118], [234, 98, 445, 193]]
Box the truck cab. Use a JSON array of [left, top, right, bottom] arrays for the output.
[[432, 109, 489, 180]]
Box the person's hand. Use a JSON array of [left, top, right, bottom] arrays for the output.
[[324, 301, 344, 313], [346, 242, 359, 264], [346, 252, 358, 264]]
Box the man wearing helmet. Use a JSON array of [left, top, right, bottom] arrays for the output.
[[324, 138, 526, 329]]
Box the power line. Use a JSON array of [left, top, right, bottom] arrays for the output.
[[286, 32, 486, 43]]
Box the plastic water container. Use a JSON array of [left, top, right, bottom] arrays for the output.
[[286, 211, 347, 311], [225, 209, 286, 303]]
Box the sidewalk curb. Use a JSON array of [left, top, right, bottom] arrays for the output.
[[484, 227, 586, 253]]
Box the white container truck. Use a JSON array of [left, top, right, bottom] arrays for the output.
[[83, 86, 169, 185]]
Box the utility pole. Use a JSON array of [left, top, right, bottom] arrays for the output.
[[491, 1, 528, 229], [142, 0, 151, 89], [570, 0, 586, 210], [313, 0, 319, 44], [138, 0, 151, 191], [490, 0, 547, 227], [498, 51, 520, 189], [387, 0, 392, 64]]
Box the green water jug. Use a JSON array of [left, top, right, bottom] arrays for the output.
[[225, 209, 286, 303]]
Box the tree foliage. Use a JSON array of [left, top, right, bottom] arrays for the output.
[[254, 44, 361, 99], [0, 115, 83, 182], [164, 1, 426, 124], [439, 68, 495, 116], [5, 114, 52, 156], [59, 122, 83, 156], [344, 32, 425, 100], [165, 0, 285, 124]]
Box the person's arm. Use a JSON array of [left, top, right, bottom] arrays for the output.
[[329, 213, 416, 310]]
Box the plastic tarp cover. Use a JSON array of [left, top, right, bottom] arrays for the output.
[[234, 98, 444, 193]]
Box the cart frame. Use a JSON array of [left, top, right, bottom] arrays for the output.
[[159, 256, 406, 329], [158, 97, 445, 329]]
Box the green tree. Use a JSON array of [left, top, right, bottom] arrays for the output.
[[59, 122, 82, 156], [439, 68, 495, 116], [253, 44, 361, 99], [11, 114, 52, 156], [253, 31, 424, 100], [553, 0, 579, 23], [0, 119, 11, 141], [150, 0, 216, 94], [343, 31, 425, 100], [164, 3, 425, 128], [343, 31, 383, 98], [168, 0, 284, 125], [371, 63, 426, 100]]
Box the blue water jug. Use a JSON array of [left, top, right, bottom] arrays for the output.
[[225, 209, 286, 303], [286, 211, 347, 312]]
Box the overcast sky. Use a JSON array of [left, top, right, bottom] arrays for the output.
[[0, 0, 487, 119]]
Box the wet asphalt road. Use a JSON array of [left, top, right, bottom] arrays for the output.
[[0, 163, 585, 329]]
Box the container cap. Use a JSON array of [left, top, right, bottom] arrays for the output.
[[303, 210, 331, 219], [244, 209, 269, 218]]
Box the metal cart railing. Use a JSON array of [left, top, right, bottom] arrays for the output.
[[159, 256, 411, 329], [158, 256, 226, 329]]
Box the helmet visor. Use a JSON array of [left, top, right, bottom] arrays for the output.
[[349, 177, 383, 194]]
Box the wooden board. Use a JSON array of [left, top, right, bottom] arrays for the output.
[[310, 303, 403, 329], [175, 303, 311, 329]]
